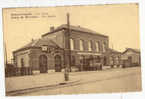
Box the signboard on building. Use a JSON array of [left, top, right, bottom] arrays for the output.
[[41, 45, 48, 51]]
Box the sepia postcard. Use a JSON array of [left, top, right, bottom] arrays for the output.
[[3, 3, 142, 96]]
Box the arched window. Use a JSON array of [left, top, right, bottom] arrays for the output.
[[70, 38, 74, 50], [88, 41, 92, 51], [102, 42, 106, 52], [55, 55, 61, 65], [95, 41, 100, 52], [79, 40, 84, 51]]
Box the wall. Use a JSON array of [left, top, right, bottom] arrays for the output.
[[63, 29, 109, 67], [13, 49, 30, 68], [42, 28, 109, 55], [65, 30, 109, 53], [42, 30, 65, 48], [36, 28, 109, 71], [29, 47, 64, 71]]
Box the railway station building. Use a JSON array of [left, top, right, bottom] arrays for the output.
[[13, 24, 109, 75]]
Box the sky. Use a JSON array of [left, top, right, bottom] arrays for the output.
[[3, 3, 140, 62]]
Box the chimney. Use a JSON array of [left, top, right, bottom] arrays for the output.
[[50, 26, 55, 32], [31, 38, 34, 42]]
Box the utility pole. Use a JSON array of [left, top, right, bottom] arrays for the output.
[[67, 13, 72, 72], [64, 13, 71, 81]]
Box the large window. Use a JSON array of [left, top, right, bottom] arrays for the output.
[[79, 39, 84, 51], [21, 58, 24, 67], [88, 41, 92, 51], [102, 42, 106, 52], [95, 41, 100, 52], [70, 38, 74, 50]]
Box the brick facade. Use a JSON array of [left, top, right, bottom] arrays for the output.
[[13, 24, 109, 74]]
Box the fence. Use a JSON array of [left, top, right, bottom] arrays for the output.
[[5, 64, 32, 77]]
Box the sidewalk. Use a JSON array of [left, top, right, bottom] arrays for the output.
[[5, 72, 80, 93]]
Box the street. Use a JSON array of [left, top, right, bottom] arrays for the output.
[[9, 67, 142, 96]]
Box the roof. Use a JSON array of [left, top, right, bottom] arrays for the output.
[[42, 24, 108, 38], [122, 48, 140, 54], [13, 38, 59, 53], [108, 48, 122, 54]]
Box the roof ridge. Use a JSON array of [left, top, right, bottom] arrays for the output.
[[58, 24, 102, 34], [42, 24, 108, 37], [31, 39, 40, 46]]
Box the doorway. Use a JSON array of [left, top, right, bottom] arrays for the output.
[[39, 55, 48, 73], [103, 56, 107, 66], [128, 56, 132, 66], [55, 55, 62, 72]]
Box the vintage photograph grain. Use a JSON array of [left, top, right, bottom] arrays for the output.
[[3, 3, 142, 96]]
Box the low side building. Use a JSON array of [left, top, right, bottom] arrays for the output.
[[121, 48, 141, 67], [107, 48, 122, 68], [13, 39, 64, 75]]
